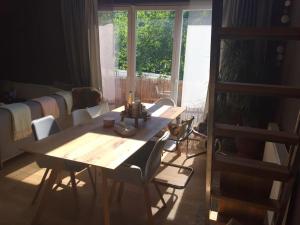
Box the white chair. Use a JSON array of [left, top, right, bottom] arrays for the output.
[[104, 131, 170, 225], [154, 97, 176, 107], [72, 109, 92, 126], [31, 116, 96, 204], [86, 101, 110, 118]]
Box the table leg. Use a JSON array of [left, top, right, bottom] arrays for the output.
[[31, 169, 59, 225], [100, 169, 111, 225]]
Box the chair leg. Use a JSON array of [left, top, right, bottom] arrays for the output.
[[143, 184, 154, 225], [87, 167, 97, 195], [31, 169, 59, 225], [186, 137, 189, 156], [53, 173, 63, 190], [153, 183, 166, 208], [32, 168, 50, 205], [117, 182, 124, 203], [70, 171, 78, 203], [186, 137, 189, 151], [175, 141, 181, 156]]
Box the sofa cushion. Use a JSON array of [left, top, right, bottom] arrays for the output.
[[72, 87, 102, 111]]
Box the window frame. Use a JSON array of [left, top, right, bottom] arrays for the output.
[[98, 1, 212, 104]]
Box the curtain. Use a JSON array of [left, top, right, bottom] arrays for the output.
[[86, 0, 102, 90], [61, 0, 102, 89], [98, 12, 118, 106]]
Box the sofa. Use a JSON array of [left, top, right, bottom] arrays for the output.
[[0, 81, 73, 169]]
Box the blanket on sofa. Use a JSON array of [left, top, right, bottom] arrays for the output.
[[0, 103, 32, 141], [56, 91, 72, 115], [33, 96, 60, 119]]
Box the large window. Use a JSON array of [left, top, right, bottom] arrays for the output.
[[98, 4, 212, 121]]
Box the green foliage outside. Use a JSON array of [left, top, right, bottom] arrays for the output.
[[99, 10, 211, 80], [136, 11, 175, 77]]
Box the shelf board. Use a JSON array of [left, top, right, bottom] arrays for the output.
[[214, 154, 291, 181], [209, 211, 265, 225], [218, 27, 300, 40], [215, 123, 299, 144], [216, 82, 300, 98], [211, 188, 280, 212]]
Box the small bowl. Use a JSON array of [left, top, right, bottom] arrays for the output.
[[103, 117, 115, 128], [114, 122, 137, 137]]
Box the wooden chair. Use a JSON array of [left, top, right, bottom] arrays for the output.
[[104, 131, 170, 225], [31, 115, 96, 205]]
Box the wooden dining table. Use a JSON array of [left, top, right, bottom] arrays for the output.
[[21, 103, 185, 225]]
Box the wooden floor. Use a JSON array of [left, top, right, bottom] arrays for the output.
[[0, 141, 206, 225]]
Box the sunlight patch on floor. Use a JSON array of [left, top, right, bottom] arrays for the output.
[[5, 161, 40, 182]]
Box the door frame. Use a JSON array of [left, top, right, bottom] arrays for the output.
[[99, 1, 212, 104]]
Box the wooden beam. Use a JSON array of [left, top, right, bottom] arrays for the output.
[[214, 154, 291, 182], [206, 0, 224, 223], [211, 188, 280, 212], [210, 212, 265, 225], [216, 82, 300, 99], [218, 27, 300, 40], [215, 123, 299, 144]]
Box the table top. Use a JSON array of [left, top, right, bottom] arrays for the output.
[[21, 103, 184, 170]]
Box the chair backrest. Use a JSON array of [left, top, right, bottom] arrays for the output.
[[72, 109, 92, 126], [144, 131, 170, 181], [154, 97, 176, 106], [169, 116, 195, 139], [86, 101, 110, 118], [31, 115, 60, 141], [179, 116, 195, 139]]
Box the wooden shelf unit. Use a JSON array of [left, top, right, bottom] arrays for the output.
[[218, 27, 300, 40], [206, 1, 300, 225]]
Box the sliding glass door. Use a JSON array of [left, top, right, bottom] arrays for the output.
[[98, 4, 212, 117]]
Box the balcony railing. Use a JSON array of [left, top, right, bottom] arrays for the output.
[[112, 76, 205, 124], [114, 75, 183, 105]]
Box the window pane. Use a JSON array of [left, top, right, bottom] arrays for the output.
[[135, 10, 175, 103]]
